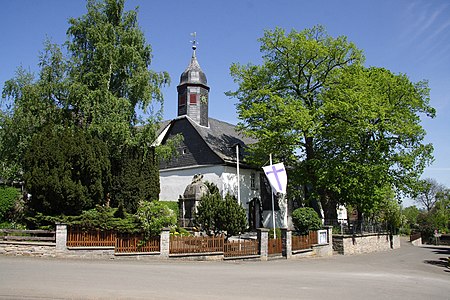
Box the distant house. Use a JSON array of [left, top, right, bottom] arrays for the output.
[[155, 44, 279, 230]]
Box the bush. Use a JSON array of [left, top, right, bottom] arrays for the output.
[[159, 201, 179, 218], [195, 192, 222, 235], [0, 186, 20, 222], [292, 207, 322, 234], [195, 190, 247, 239], [216, 194, 248, 238], [66, 206, 138, 233], [136, 200, 177, 239]]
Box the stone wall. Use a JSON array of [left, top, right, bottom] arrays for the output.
[[0, 241, 56, 257], [333, 233, 400, 255]]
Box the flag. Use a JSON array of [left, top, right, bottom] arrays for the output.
[[262, 162, 287, 194]]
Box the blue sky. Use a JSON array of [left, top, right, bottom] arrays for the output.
[[1, 0, 449, 200]]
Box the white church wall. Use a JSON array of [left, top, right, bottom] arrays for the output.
[[221, 166, 261, 213], [160, 165, 261, 216], [159, 165, 224, 201]]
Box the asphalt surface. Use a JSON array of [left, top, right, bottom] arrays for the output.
[[0, 238, 449, 300]]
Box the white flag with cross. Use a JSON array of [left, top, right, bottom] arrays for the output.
[[262, 162, 287, 194]]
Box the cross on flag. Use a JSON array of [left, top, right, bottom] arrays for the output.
[[262, 162, 287, 194]]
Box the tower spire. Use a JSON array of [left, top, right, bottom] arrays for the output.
[[177, 32, 210, 127]]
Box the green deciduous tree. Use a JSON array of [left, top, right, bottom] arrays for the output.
[[228, 26, 363, 219], [228, 26, 435, 219], [413, 178, 447, 212], [1, 0, 171, 217], [315, 66, 434, 217], [401, 205, 421, 233]]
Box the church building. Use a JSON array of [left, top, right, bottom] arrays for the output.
[[155, 41, 278, 230]]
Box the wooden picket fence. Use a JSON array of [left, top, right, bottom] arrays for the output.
[[292, 231, 318, 251], [67, 227, 160, 254], [66, 226, 321, 257], [115, 234, 160, 253], [67, 227, 116, 247], [268, 238, 282, 255], [224, 239, 259, 258], [170, 235, 224, 254]]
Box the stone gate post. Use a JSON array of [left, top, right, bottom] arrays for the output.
[[160, 227, 170, 259], [281, 228, 292, 259], [55, 223, 67, 251], [258, 228, 269, 261]]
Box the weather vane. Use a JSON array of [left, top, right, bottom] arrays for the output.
[[190, 32, 197, 51]]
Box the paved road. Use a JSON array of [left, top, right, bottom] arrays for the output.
[[0, 239, 449, 300]]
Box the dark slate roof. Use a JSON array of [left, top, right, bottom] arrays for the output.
[[157, 116, 257, 165], [179, 52, 208, 86]]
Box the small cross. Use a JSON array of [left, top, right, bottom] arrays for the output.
[[190, 32, 197, 50]]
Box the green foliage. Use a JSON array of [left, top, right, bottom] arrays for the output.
[[1, 0, 169, 217], [23, 125, 111, 216], [24, 206, 137, 232], [216, 194, 248, 239], [136, 200, 177, 239], [195, 184, 247, 239], [67, 205, 138, 233], [228, 25, 435, 219], [401, 206, 420, 233], [204, 181, 220, 195], [0, 186, 20, 222], [195, 191, 222, 235], [159, 201, 179, 218], [413, 178, 447, 212], [375, 195, 402, 234], [268, 228, 282, 239], [292, 207, 322, 234], [110, 146, 159, 213], [170, 226, 191, 236]]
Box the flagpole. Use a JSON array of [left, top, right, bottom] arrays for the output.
[[270, 153, 276, 239], [236, 144, 241, 205]]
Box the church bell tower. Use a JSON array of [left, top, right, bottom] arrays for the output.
[[177, 33, 210, 127]]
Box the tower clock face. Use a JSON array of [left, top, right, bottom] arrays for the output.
[[200, 95, 208, 104]]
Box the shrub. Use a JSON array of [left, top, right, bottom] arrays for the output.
[[216, 194, 248, 238], [136, 200, 177, 239], [0, 187, 20, 222], [292, 207, 322, 234], [159, 201, 179, 218], [71, 206, 138, 232], [195, 189, 247, 239], [195, 192, 222, 235]]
